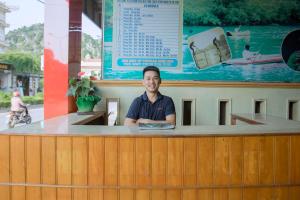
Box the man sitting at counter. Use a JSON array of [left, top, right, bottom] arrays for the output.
[[124, 66, 176, 126]]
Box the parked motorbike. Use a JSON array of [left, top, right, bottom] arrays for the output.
[[8, 105, 32, 128]]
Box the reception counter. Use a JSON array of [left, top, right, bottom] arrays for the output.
[[0, 113, 300, 200]]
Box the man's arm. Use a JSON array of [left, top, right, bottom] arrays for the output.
[[18, 98, 26, 107], [136, 114, 176, 125], [124, 118, 137, 126]]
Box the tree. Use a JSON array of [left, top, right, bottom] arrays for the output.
[[0, 52, 41, 74]]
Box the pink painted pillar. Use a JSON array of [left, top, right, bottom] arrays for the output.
[[44, 0, 82, 119]]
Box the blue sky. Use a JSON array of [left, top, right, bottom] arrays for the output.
[[5, 0, 101, 39]]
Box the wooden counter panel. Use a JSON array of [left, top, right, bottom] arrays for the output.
[[0, 135, 300, 200]]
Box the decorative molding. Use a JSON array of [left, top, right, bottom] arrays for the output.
[[94, 80, 300, 88]]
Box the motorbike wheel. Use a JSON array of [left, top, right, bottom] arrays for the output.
[[8, 118, 16, 128], [26, 116, 32, 124]]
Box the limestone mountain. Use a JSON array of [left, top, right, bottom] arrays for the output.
[[5, 23, 101, 59]]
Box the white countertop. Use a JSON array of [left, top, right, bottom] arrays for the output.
[[1, 113, 300, 136]]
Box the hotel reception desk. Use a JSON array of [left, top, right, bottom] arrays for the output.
[[1, 113, 300, 200]]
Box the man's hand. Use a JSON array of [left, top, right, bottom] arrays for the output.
[[136, 118, 153, 124]]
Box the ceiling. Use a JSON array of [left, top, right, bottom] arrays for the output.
[[83, 0, 102, 28]]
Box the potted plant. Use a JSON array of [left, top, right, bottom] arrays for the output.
[[67, 72, 101, 113]]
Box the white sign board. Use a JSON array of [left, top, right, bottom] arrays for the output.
[[112, 0, 182, 70]]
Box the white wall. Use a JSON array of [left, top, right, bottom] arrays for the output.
[[94, 86, 300, 125]]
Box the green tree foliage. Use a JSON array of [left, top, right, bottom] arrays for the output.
[[184, 0, 300, 26], [6, 23, 44, 55], [81, 34, 102, 59], [4, 23, 102, 73], [0, 52, 41, 74]]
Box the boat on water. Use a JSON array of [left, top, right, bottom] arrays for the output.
[[223, 54, 283, 65], [226, 30, 250, 37]]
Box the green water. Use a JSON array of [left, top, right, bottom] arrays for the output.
[[103, 25, 300, 82]]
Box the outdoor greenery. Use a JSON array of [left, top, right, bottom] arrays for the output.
[[183, 0, 300, 26], [67, 74, 101, 112], [0, 91, 44, 108], [0, 52, 41, 73], [6, 23, 44, 55], [5, 23, 101, 62], [105, 0, 300, 26], [81, 34, 102, 59]]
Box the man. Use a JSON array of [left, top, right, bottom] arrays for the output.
[[10, 90, 27, 115], [124, 66, 176, 126], [242, 44, 260, 60], [287, 50, 300, 71]]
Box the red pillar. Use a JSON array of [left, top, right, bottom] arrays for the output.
[[44, 0, 82, 119]]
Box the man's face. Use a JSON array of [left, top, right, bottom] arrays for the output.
[[143, 70, 161, 93]]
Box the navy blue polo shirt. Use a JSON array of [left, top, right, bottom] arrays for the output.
[[126, 92, 175, 120]]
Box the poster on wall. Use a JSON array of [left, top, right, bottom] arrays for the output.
[[103, 0, 300, 82], [112, 0, 182, 70]]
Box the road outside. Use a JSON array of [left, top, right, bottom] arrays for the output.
[[0, 105, 44, 131]]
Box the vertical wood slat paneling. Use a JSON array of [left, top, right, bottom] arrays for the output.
[[57, 188, 71, 200], [73, 189, 87, 200], [120, 189, 134, 200], [228, 189, 242, 200], [166, 190, 181, 200], [258, 136, 274, 185], [291, 136, 300, 184], [256, 187, 289, 200], [136, 189, 150, 200], [26, 136, 41, 183], [72, 137, 88, 200], [10, 136, 25, 200], [104, 189, 118, 200], [41, 137, 56, 184], [152, 138, 167, 186], [182, 189, 197, 200], [167, 138, 183, 186], [197, 137, 214, 186], [104, 137, 118, 186], [88, 137, 104, 186], [243, 136, 260, 185], [0, 187, 10, 200], [290, 186, 300, 200], [10, 136, 25, 183], [152, 189, 166, 200], [119, 138, 135, 186], [26, 187, 41, 200], [41, 137, 56, 199], [136, 138, 151, 186], [56, 137, 72, 185], [0, 135, 10, 200], [42, 188, 56, 200], [243, 188, 258, 200], [229, 137, 243, 185], [26, 136, 41, 200], [89, 189, 103, 200], [213, 189, 228, 200], [183, 138, 197, 186], [11, 186, 25, 200], [0, 134, 300, 200], [56, 137, 72, 200], [214, 137, 230, 186], [198, 189, 213, 200], [274, 136, 290, 184]]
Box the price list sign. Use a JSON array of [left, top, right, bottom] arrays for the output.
[[112, 0, 182, 70]]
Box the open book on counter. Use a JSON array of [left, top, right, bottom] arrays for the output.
[[138, 122, 175, 130]]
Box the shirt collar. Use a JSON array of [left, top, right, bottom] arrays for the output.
[[142, 91, 163, 102]]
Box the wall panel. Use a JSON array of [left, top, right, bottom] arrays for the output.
[[0, 134, 299, 200]]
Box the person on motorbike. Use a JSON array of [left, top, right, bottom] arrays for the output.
[[10, 90, 27, 116]]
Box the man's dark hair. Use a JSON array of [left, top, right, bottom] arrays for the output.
[[143, 66, 160, 78], [245, 44, 250, 50]]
